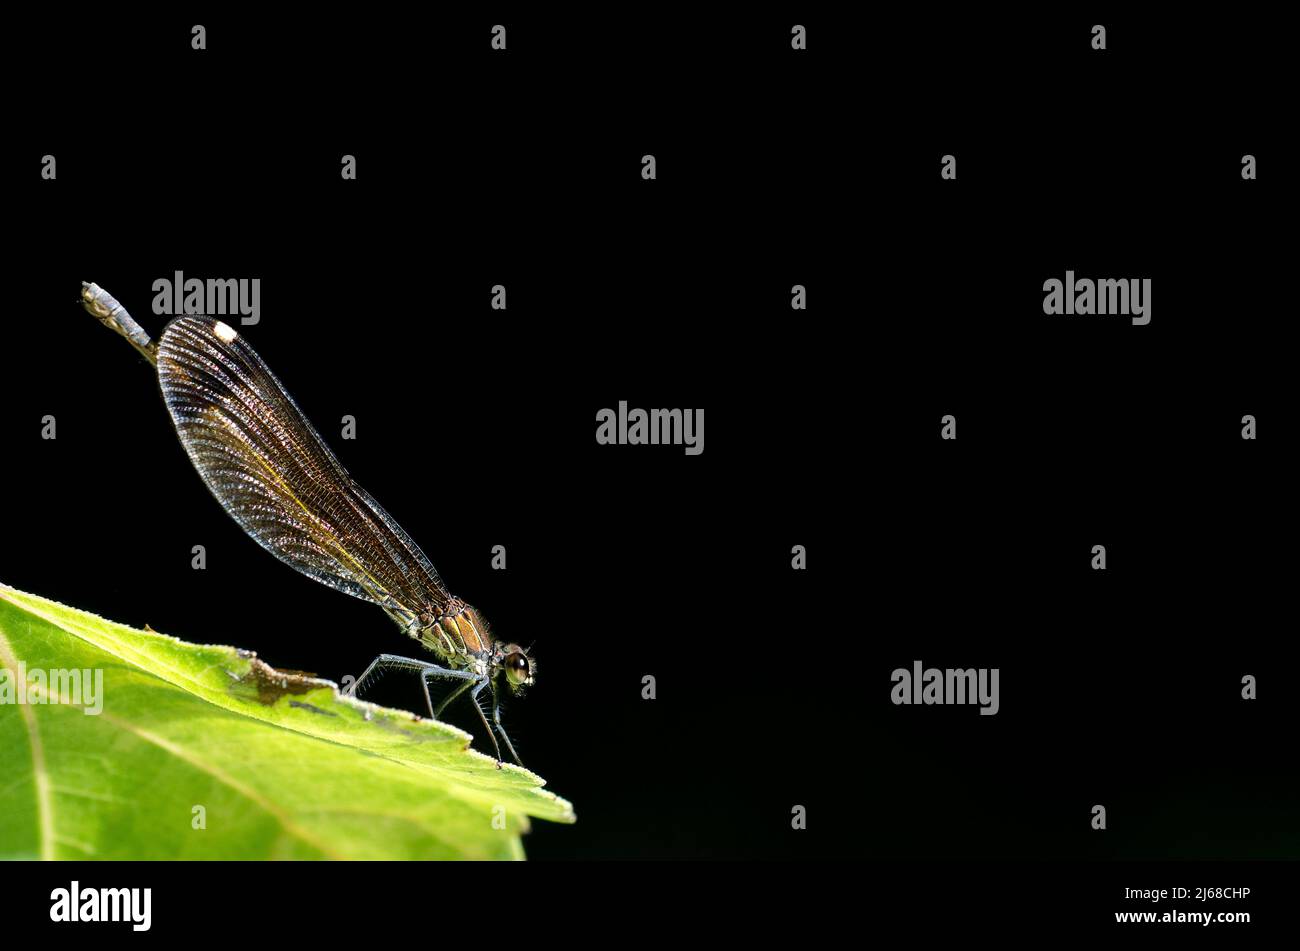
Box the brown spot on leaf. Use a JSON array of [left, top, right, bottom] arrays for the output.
[[231, 654, 329, 706]]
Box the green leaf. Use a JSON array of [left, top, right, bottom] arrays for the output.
[[0, 583, 574, 860]]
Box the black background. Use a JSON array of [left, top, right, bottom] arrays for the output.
[[1, 6, 1292, 881]]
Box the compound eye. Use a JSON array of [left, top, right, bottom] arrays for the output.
[[504, 652, 530, 686]]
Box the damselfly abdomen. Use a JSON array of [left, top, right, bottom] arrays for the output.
[[79, 281, 533, 766]]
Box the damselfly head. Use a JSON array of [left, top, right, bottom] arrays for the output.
[[494, 642, 535, 692]]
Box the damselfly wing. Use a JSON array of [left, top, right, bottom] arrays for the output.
[[156, 317, 449, 630], [79, 283, 534, 766]]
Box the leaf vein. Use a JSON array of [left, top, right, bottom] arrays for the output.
[[0, 626, 56, 860]]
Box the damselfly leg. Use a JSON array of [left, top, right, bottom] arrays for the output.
[[346, 653, 520, 767], [346, 653, 442, 697], [347, 654, 476, 719], [444, 675, 523, 767], [491, 691, 523, 766]]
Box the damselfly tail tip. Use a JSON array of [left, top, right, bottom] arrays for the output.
[[80, 281, 104, 311], [77, 281, 160, 366]]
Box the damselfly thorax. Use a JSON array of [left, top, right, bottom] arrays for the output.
[[415, 602, 533, 687], [80, 282, 535, 767], [416, 600, 490, 663]]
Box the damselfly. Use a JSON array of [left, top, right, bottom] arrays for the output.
[[79, 281, 534, 766]]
